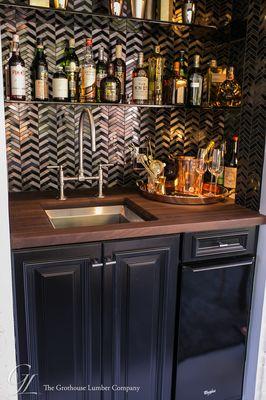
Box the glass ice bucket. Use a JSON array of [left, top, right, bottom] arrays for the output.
[[177, 156, 199, 194]]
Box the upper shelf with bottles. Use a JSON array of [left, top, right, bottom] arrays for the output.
[[0, 0, 218, 31]]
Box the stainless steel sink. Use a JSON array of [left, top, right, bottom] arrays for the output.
[[45, 204, 147, 229]]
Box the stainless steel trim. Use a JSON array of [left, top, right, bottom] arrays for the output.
[[91, 262, 104, 268]]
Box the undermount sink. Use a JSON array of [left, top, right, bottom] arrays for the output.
[[45, 203, 149, 229]]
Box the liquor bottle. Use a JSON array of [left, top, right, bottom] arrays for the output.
[[224, 134, 238, 190], [4, 43, 12, 100], [100, 62, 121, 103], [205, 59, 227, 107], [162, 61, 173, 105], [96, 47, 107, 103], [80, 38, 96, 103], [52, 65, 68, 101], [31, 38, 49, 101], [188, 54, 203, 106], [148, 45, 165, 105], [182, 0, 196, 24], [132, 52, 148, 105], [217, 66, 242, 107], [113, 40, 126, 103], [9, 34, 26, 101], [109, 0, 123, 16], [63, 39, 80, 102], [178, 50, 188, 80], [171, 61, 187, 105]]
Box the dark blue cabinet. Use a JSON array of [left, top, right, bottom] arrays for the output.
[[12, 235, 180, 400]]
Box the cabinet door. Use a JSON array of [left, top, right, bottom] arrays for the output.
[[13, 243, 102, 400], [103, 236, 179, 400]]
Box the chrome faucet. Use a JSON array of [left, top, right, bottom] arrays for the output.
[[48, 108, 112, 200]]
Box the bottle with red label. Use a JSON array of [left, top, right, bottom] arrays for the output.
[[9, 34, 26, 101], [224, 134, 238, 190]]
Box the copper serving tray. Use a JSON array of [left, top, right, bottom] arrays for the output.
[[138, 182, 231, 205]]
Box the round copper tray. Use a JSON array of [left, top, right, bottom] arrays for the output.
[[138, 182, 231, 205]]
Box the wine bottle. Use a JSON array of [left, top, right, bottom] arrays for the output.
[[100, 62, 121, 103], [9, 34, 26, 101], [63, 39, 80, 102], [80, 38, 96, 103], [4, 42, 12, 100], [52, 65, 68, 101], [113, 40, 126, 103], [188, 54, 203, 106], [224, 134, 238, 189], [32, 38, 49, 101], [132, 52, 148, 105], [96, 47, 107, 103]]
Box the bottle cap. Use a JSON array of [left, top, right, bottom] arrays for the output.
[[56, 65, 64, 71], [86, 38, 92, 46], [69, 38, 75, 48], [173, 61, 180, 72], [155, 45, 161, 53], [194, 54, 200, 65], [228, 66, 235, 79], [232, 134, 238, 142], [13, 34, 19, 43], [210, 59, 217, 67], [37, 38, 44, 49], [138, 51, 144, 64]]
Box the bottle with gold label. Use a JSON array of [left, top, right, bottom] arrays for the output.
[[171, 61, 187, 104], [100, 62, 121, 103], [113, 40, 126, 103], [32, 39, 49, 101], [224, 134, 238, 190], [148, 45, 165, 105], [217, 67, 242, 107], [132, 52, 148, 105], [205, 59, 227, 107]]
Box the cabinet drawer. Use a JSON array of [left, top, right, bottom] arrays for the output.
[[182, 227, 257, 262]]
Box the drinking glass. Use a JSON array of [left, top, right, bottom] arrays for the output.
[[208, 149, 224, 195], [196, 149, 207, 195]]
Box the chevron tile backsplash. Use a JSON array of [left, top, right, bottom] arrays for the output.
[[1, 0, 265, 211]]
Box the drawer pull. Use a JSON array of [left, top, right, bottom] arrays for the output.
[[91, 259, 104, 268], [104, 258, 116, 267], [217, 241, 230, 248]]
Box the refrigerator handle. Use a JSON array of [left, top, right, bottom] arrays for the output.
[[183, 257, 255, 273]]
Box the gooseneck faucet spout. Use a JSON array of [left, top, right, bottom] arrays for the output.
[[79, 108, 96, 180]]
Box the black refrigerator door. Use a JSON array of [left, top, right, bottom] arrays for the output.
[[175, 258, 254, 400]]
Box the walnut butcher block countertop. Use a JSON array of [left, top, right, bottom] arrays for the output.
[[9, 189, 266, 250]]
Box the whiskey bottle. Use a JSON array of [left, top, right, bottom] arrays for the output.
[[52, 65, 68, 101], [171, 61, 187, 105], [178, 50, 188, 79], [217, 66, 242, 107], [205, 59, 227, 106], [100, 62, 121, 103], [148, 45, 165, 105], [188, 54, 203, 106], [96, 47, 107, 103], [31, 38, 49, 101], [9, 34, 26, 101], [63, 39, 79, 102], [4, 43, 12, 100], [113, 40, 126, 103], [162, 61, 173, 105], [132, 52, 148, 105], [80, 38, 96, 103], [224, 134, 238, 189]]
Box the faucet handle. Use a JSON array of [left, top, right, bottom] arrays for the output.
[[98, 163, 114, 169], [47, 165, 66, 201]]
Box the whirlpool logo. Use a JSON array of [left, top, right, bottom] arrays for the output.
[[204, 388, 216, 396]]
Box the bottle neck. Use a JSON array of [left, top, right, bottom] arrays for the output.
[[138, 53, 144, 68], [85, 44, 93, 60], [98, 48, 104, 62], [12, 41, 19, 55], [115, 45, 123, 59], [108, 63, 115, 76]]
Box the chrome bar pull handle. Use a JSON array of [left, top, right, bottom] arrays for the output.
[[104, 257, 117, 267], [91, 259, 104, 268]]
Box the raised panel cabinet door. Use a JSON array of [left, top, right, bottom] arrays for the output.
[[102, 235, 179, 400], [12, 243, 102, 400]]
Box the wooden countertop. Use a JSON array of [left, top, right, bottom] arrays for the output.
[[9, 188, 266, 250]]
